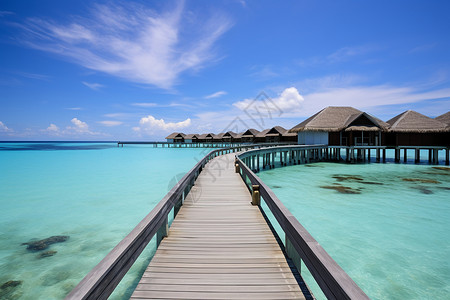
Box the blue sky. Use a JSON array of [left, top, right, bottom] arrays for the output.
[[0, 0, 449, 141]]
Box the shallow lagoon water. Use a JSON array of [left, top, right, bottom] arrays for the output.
[[258, 159, 450, 299], [0, 143, 207, 299]]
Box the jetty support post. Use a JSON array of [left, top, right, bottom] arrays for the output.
[[415, 148, 420, 164], [446, 148, 449, 165], [251, 185, 260, 206], [404, 148, 407, 163], [395, 148, 400, 163], [156, 216, 168, 247]]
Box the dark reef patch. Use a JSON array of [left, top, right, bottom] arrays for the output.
[[37, 250, 57, 259], [271, 185, 282, 189], [332, 175, 364, 182], [22, 235, 69, 251], [402, 178, 440, 184], [320, 185, 362, 194], [411, 186, 433, 194], [0, 280, 23, 299], [432, 167, 450, 172]]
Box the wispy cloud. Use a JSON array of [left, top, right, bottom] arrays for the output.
[[98, 120, 123, 126], [249, 65, 279, 80], [66, 107, 82, 110], [297, 45, 380, 67], [0, 11, 14, 17], [134, 115, 191, 134], [15, 71, 51, 81], [0, 121, 13, 132], [132, 102, 158, 107], [82, 81, 104, 90], [204, 90, 227, 99], [15, 2, 232, 89]]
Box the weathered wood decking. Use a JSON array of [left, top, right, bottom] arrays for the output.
[[131, 153, 305, 300]]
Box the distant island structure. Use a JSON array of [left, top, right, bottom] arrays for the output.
[[167, 107, 450, 147]]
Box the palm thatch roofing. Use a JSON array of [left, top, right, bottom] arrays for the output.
[[184, 134, 200, 139], [241, 128, 260, 137], [199, 133, 215, 139], [289, 106, 389, 133], [387, 110, 450, 133], [435, 111, 450, 126], [165, 132, 186, 139], [256, 129, 270, 138], [223, 131, 239, 138], [254, 126, 296, 137], [213, 133, 225, 140]]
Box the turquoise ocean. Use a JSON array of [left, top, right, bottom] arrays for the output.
[[258, 150, 450, 300], [0, 142, 207, 299], [0, 143, 449, 299]]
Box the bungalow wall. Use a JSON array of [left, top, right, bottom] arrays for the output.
[[166, 139, 174, 143], [298, 131, 329, 145]]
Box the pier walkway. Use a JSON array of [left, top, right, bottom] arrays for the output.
[[131, 153, 305, 299]]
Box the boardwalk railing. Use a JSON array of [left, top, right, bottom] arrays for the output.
[[66, 143, 294, 300], [236, 145, 369, 300]]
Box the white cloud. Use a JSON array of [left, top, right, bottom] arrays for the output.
[[0, 121, 12, 132], [66, 107, 82, 110], [98, 120, 123, 126], [16, 3, 232, 89], [137, 115, 191, 133], [47, 123, 59, 132], [132, 102, 158, 107], [82, 81, 104, 90], [233, 87, 304, 114], [204, 91, 227, 99], [69, 118, 89, 132]]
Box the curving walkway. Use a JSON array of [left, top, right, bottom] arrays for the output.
[[130, 153, 305, 300]]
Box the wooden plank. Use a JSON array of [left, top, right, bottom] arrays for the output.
[[131, 290, 303, 299], [130, 152, 305, 300]]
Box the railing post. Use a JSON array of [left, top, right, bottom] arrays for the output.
[[251, 185, 260, 206], [285, 237, 302, 274], [235, 157, 240, 173], [156, 216, 168, 247]]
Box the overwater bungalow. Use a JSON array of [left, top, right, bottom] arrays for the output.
[[165, 132, 185, 143], [215, 131, 240, 143], [198, 133, 215, 143], [385, 110, 450, 146], [255, 126, 297, 143], [240, 128, 260, 143], [289, 106, 389, 146], [184, 134, 200, 143]]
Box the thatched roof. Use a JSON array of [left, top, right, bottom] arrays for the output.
[[289, 106, 389, 132], [222, 131, 239, 139], [435, 111, 450, 126], [241, 128, 260, 137], [256, 129, 270, 138], [165, 132, 185, 139], [200, 133, 215, 139], [184, 134, 200, 139], [387, 110, 450, 133], [254, 126, 296, 137], [213, 133, 224, 140]]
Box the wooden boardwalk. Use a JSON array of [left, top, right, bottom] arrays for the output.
[[131, 153, 305, 300]]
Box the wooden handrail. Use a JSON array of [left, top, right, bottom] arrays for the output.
[[236, 146, 369, 300], [66, 142, 294, 299]]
